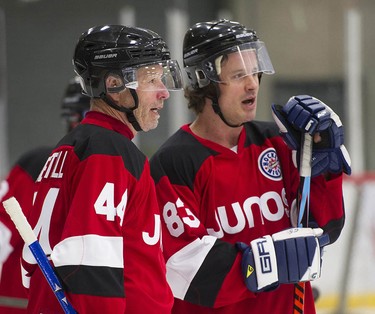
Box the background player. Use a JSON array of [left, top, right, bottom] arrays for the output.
[[0, 76, 90, 313]]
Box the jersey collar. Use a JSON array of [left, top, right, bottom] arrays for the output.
[[81, 111, 134, 140]]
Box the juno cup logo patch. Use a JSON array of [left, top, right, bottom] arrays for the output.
[[258, 148, 282, 181]]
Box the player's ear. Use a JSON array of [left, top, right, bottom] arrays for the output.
[[105, 74, 125, 101]]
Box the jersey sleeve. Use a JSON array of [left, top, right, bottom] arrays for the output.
[[310, 174, 344, 243], [0, 147, 51, 311], [0, 165, 32, 264], [0, 165, 35, 269], [0, 147, 51, 259], [121, 161, 173, 313]]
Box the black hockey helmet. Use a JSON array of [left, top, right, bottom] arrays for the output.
[[73, 24, 183, 98], [183, 19, 274, 88], [61, 76, 90, 131]]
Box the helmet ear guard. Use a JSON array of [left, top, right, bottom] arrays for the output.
[[195, 69, 210, 88], [106, 86, 127, 93], [185, 66, 210, 89], [105, 73, 127, 94]]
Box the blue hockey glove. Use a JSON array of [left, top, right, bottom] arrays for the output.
[[237, 228, 329, 293], [271, 95, 351, 177]]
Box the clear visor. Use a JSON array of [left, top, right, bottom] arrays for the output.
[[121, 59, 183, 92], [201, 42, 275, 84]]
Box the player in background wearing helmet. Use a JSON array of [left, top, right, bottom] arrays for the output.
[[61, 76, 91, 132], [0, 77, 89, 314], [150, 19, 351, 313], [21, 25, 183, 313]]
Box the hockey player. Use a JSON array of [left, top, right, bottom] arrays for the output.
[[21, 25, 183, 313], [0, 77, 90, 314], [149, 19, 351, 314], [61, 76, 91, 132]]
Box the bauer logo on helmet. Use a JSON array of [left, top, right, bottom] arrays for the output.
[[94, 53, 118, 60]]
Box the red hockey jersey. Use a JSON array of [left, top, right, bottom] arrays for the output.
[[150, 122, 345, 314], [22, 112, 173, 313], [0, 146, 51, 314]]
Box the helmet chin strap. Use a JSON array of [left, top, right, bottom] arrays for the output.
[[101, 90, 143, 131], [210, 83, 243, 128]]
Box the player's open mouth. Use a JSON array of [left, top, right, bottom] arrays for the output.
[[151, 108, 161, 114], [242, 97, 255, 105]]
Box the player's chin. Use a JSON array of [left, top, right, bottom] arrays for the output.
[[243, 103, 257, 114], [241, 111, 256, 124], [141, 119, 159, 132]]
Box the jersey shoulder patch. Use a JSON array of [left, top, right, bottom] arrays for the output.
[[258, 148, 282, 181]]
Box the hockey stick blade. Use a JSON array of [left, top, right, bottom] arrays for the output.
[[2, 196, 76, 314]]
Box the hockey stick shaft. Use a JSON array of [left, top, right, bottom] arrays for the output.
[[2, 197, 76, 314], [297, 133, 313, 227], [293, 133, 313, 314]]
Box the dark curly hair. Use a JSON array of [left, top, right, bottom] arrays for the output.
[[184, 83, 218, 115]]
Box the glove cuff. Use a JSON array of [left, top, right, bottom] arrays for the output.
[[250, 235, 278, 290]]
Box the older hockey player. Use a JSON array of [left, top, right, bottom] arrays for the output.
[[21, 25, 183, 313], [150, 19, 351, 314], [0, 77, 90, 314]]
